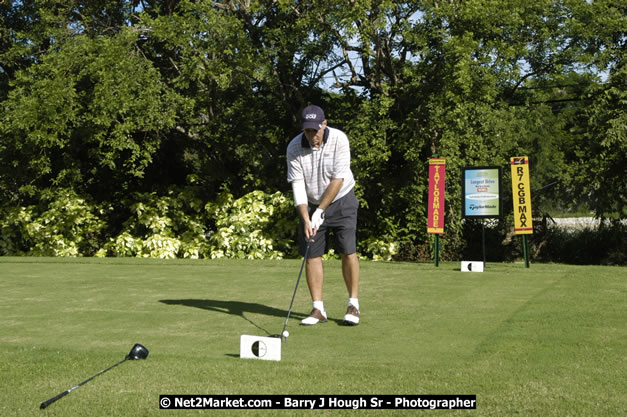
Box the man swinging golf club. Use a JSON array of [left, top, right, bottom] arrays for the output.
[[286, 104, 361, 326]]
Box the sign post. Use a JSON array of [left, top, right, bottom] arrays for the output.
[[427, 158, 446, 266], [510, 156, 533, 268], [461, 166, 503, 266]]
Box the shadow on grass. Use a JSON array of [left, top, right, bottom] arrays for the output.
[[160, 299, 344, 336]]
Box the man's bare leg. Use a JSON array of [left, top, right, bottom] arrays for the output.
[[300, 256, 327, 325], [341, 252, 361, 325], [341, 252, 360, 298]]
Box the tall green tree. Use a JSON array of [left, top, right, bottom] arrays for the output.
[[0, 28, 179, 202]]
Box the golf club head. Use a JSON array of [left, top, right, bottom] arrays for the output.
[[127, 343, 149, 360]]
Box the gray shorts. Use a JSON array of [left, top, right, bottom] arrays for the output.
[[299, 188, 359, 257]]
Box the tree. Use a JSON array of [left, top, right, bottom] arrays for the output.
[[0, 0, 623, 260], [0, 28, 179, 202], [568, 65, 626, 218]]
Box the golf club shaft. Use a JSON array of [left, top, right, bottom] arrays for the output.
[[281, 238, 312, 336], [40, 357, 128, 409]]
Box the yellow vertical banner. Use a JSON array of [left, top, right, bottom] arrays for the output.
[[510, 156, 533, 234]]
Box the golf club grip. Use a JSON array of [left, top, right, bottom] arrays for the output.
[[40, 390, 69, 409]]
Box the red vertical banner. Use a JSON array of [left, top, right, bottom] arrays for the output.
[[427, 158, 446, 234]]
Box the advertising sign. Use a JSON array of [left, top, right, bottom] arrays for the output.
[[461, 166, 502, 218], [510, 156, 533, 234], [427, 158, 446, 234]]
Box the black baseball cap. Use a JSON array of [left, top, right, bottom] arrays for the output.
[[301, 105, 325, 130]]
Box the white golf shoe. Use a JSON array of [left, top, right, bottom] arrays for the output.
[[343, 304, 360, 326], [300, 308, 328, 325]]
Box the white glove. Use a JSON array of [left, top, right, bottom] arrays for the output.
[[311, 208, 325, 231]]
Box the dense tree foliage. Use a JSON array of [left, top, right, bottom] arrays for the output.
[[0, 0, 624, 260]]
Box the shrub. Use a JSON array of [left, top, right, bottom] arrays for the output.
[[103, 188, 210, 258], [359, 236, 399, 261], [206, 190, 297, 259], [0, 189, 107, 256], [532, 219, 626, 265], [101, 188, 297, 259]]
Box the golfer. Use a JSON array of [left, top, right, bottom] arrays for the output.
[[286, 104, 361, 326]]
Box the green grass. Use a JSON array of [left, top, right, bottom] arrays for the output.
[[0, 257, 625, 416]]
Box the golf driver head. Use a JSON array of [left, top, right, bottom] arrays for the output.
[[127, 343, 149, 360]]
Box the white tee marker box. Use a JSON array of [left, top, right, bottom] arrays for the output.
[[240, 335, 281, 361], [461, 261, 484, 272]]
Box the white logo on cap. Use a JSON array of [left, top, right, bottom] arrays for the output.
[[305, 113, 317, 120]]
